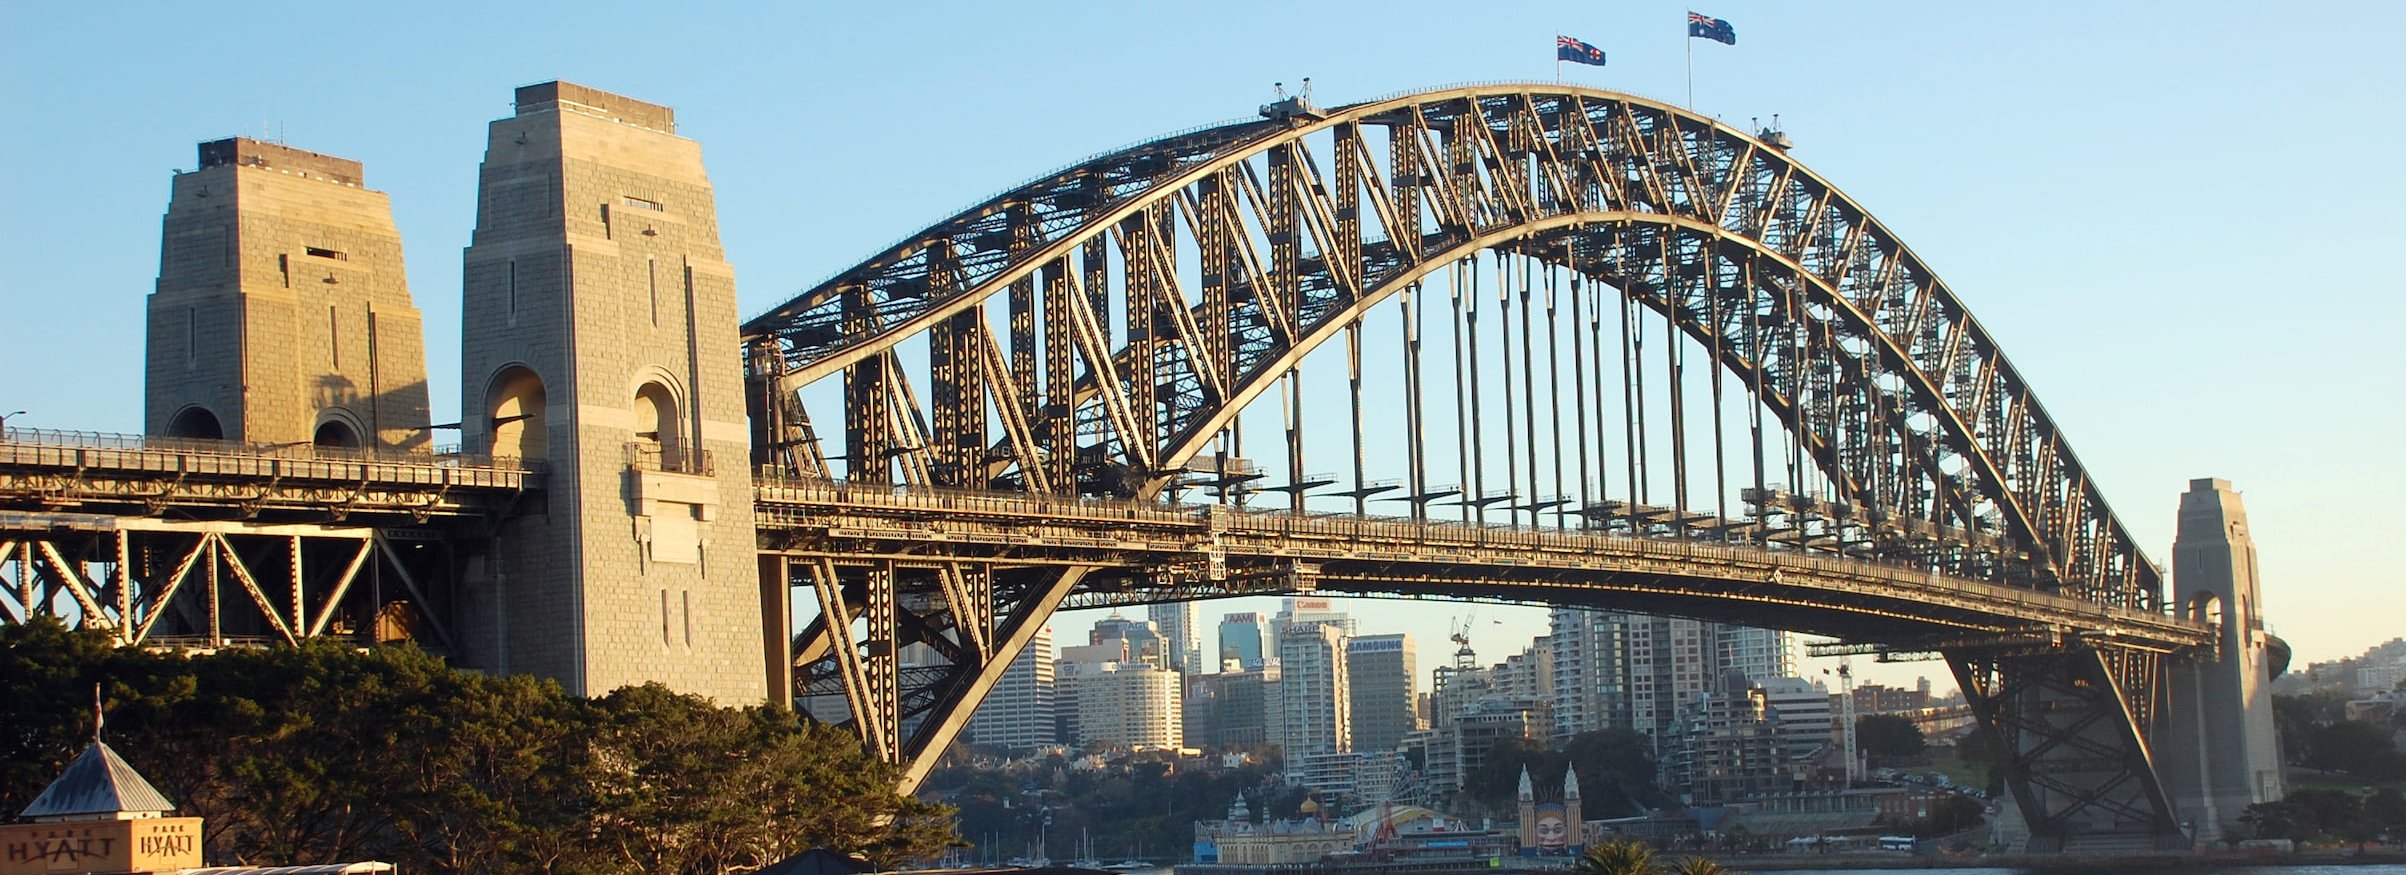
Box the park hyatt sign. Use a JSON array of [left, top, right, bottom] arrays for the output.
[[0, 817, 200, 875]]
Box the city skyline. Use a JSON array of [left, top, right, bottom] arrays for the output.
[[4, 1, 2401, 688]]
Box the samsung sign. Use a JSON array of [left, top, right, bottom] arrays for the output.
[[1348, 638, 1404, 653]]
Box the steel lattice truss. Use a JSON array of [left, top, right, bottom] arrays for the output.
[[746, 84, 2152, 607], [740, 84, 2184, 841]]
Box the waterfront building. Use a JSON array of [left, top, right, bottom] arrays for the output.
[[1661, 686, 1790, 805]]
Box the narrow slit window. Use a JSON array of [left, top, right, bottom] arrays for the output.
[[185, 307, 197, 366], [648, 257, 659, 327], [600, 202, 612, 240], [507, 260, 518, 326], [681, 590, 693, 647], [328, 305, 341, 370], [661, 590, 672, 646]]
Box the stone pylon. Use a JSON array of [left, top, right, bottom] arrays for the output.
[[145, 138, 431, 451], [2157, 478, 2285, 843], [454, 81, 765, 703]]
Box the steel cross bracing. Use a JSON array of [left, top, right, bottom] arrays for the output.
[[0, 430, 540, 651]]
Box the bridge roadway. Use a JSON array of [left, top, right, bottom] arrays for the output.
[[1, 431, 2207, 657], [0, 429, 541, 523], [754, 478, 2211, 656]]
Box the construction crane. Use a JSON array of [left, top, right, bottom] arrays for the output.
[[1837, 659, 1861, 787], [1449, 610, 1479, 671]]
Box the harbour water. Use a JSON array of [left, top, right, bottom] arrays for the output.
[[1743, 867, 2406, 875]]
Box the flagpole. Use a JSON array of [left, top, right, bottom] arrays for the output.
[[1685, 23, 1695, 108]]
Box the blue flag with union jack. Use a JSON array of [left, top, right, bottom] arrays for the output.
[[1688, 11, 1736, 45], [1557, 35, 1607, 66]]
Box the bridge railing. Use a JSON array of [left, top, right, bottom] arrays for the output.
[[1, 426, 545, 483], [754, 476, 2204, 643]]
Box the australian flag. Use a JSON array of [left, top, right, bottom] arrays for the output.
[[1557, 35, 1607, 66], [1688, 11, 1736, 45]]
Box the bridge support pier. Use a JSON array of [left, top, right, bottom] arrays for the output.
[[454, 82, 764, 703], [1951, 646, 2184, 852], [2155, 478, 2285, 844]]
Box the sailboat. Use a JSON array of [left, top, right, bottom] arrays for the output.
[[1071, 826, 1103, 869]]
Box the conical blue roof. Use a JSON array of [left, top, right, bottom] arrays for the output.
[[18, 740, 176, 820]]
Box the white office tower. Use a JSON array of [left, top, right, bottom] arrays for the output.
[[1150, 602, 1205, 674], [1276, 622, 1352, 760], [968, 625, 1058, 749], [1347, 634, 1417, 754], [1756, 675, 1834, 761], [1076, 663, 1183, 750], [1276, 596, 1357, 636], [1549, 608, 1629, 740], [1719, 625, 1793, 684]]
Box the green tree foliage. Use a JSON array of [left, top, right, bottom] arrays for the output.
[[2367, 787, 2406, 843], [1912, 794, 1985, 838], [2240, 787, 2383, 846], [1665, 855, 1728, 875], [1460, 730, 1664, 817], [1573, 839, 1659, 875], [1854, 714, 1926, 763], [926, 749, 1282, 863], [2302, 720, 2406, 781], [0, 620, 957, 874]]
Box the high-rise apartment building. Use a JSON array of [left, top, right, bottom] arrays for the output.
[[968, 625, 1057, 750], [1150, 602, 1205, 675], [1346, 634, 1417, 754], [1275, 622, 1351, 759], [1548, 608, 1629, 740], [1076, 663, 1183, 750]]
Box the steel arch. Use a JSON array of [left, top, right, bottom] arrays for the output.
[[745, 83, 2154, 609]]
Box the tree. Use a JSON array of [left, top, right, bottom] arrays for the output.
[[0, 623, 959, 875], [1573, 839, 1659, 875], [2366, 787, 2406, 843], [1666, 856, 1726, 875], [1915, 794, 1985, 837], [2303, 720, 2406, 781], [1856, 714, 1926, 762]]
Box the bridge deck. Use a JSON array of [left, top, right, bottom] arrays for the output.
[[0, 429, 541, 522], [755, 478, 2210, 655]]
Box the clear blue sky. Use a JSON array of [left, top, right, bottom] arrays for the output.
[[4, 1, 2401, 691]]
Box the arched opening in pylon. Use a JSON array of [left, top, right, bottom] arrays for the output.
[[486, 366, 548, 460], [164, 405, 224, 440]]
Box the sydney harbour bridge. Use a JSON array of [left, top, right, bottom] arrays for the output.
[[0, 82, 2283, 851]]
